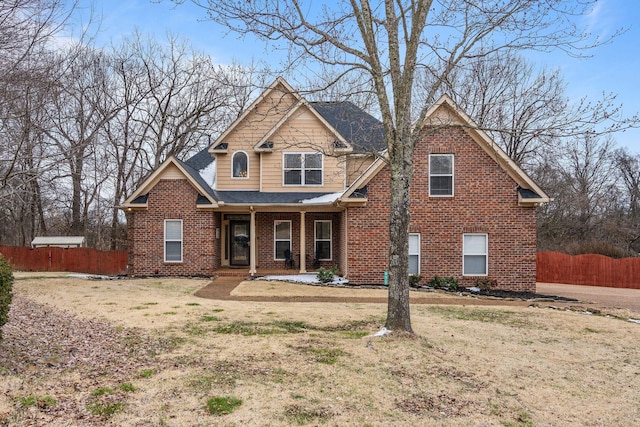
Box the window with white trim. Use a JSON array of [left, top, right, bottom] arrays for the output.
[[314, 220, 332, 261], [232, 151, 248, 178], [429, 154, 454, 196], [409, 233, 420, 275], [283, 152, 323, 186], [164, 219, 183, 262], [274, 220, 292, 260], [463, 233, 488, 276]]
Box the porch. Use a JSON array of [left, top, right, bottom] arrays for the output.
[[218, 209, 346, 276]]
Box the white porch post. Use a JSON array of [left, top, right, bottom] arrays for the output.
[[250, 208, 256, 275], [299, 211, 306, 273]]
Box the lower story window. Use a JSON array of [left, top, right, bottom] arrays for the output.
[[315, 220, 332, 260], [409, 233, 420, 275], [164, 219, 183, 262], [274, 220, 291, 260], [463, 233, 488, 275]]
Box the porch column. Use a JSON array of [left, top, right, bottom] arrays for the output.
[[299, 211, 307, 273], [250, 208, 257, 275]]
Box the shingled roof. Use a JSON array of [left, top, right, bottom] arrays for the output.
[[311, 101, 386, 153], [184, 148, 215, 170]]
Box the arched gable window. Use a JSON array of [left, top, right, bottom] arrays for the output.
[[232, 151, 248, 178]]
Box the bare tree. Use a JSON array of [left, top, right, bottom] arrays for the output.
[[40, 45, 120, 236], [417, 51, 639, 170], [614, 149, 640, 253], [102, 33, 256, 249], [0, 0, 81, 245], [175, 0, 616, 332], [534, 135, 622, 255], [118, 33, 243, 171], [0, 0, 75, 89]]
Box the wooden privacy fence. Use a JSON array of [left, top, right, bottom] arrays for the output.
[[0, 245, 128, 276], [537, 251, 640, 289]]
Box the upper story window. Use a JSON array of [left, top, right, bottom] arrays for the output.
[[429, 154, 454, 196], [232, 151, 248, 178], [283, 152, 323, 186]]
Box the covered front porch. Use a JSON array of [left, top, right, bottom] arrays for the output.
[[217, 206, 347, 277]]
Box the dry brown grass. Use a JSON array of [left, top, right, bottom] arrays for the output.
[[1, 273, 639, 426]]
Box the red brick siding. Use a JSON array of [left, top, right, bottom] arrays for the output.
[[347, 126, 537, 291], [255, 212, 342, 270], [127, 179, 220, 276], [256, 212, 300, 270]]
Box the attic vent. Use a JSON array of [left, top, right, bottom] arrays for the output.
[[517, 187, 541, 199], [196, 194, 212, 205], [259, 141, 274, 149], [333, 140, 348, 149], [132, 193, 149, 204], [352, 186, 368, 198]]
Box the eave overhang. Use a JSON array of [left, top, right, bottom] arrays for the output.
[[119, 156, 219, 210]]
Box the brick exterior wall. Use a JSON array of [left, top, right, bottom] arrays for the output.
[[126, 127, 538, 291], [346, 126, 538, 291], [255, 212, 342, 270], [127, 179, 220, 276]]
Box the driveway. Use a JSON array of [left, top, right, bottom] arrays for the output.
[[537, 282, 640, 313]]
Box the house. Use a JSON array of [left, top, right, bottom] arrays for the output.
[[120, 77, 550, 291]]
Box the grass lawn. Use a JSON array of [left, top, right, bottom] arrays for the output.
[[0, 274, 638, 426]]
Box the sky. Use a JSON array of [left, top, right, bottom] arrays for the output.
[[67, 0, 640, 154]]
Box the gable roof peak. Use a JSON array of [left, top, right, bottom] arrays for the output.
[[209, 76, 301, 153]]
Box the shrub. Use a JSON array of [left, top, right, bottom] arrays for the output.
[[475, 277, 498, 291], [0, 254, 14, 341], [565, 240, 629, 259], [408, 274, 422, 287], [316, 266, 338, 283], [427, 275, 459, 291]]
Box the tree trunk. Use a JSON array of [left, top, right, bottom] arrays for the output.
[[385, 146, 413, 333], [70, 148, 85, 235]]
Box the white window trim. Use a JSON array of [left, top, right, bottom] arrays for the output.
[[274, 220, 292, 261], [231, 150, 249, 179], [462, 233, 488, 276], [164, 219, 183, 263], [429, 154, 454, 197], [314, 220, 332, 261], [282, 152, 323, 186], [409, 233, 420, 275]]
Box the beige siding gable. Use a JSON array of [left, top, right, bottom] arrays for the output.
[[136, 163, 186, 196], [422, 102, 466, 127], [347, 154, 376, 186], [260, 104, 347, 192], [216, 84, 299, 191], [216, 85, 350, 193]]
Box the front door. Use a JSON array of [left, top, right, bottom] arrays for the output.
[[230, 220, 250, 266]]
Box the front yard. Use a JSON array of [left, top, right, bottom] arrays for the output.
[[1, 274, 638, 426]]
